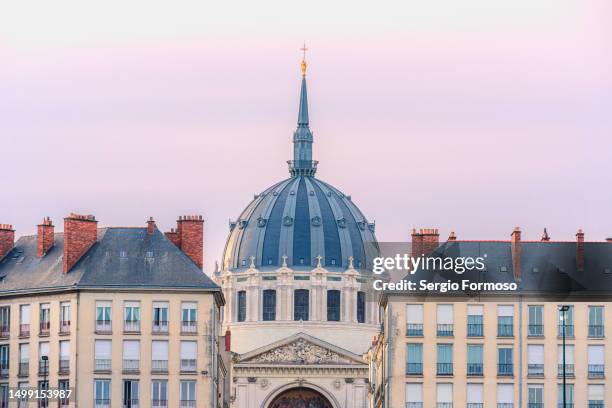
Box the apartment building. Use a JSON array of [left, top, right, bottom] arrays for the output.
[[0, 214, 225, 408], [367, 228, 612, 408]]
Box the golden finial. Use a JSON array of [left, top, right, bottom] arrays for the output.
[[300, 42, 308, 77]]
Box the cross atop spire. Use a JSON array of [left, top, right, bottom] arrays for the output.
[[300, 42, 308, 77]]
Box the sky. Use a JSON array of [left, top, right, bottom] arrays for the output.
[[1, 0, 611, 273]]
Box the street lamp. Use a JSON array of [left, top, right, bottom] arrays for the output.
[[559, 306, 570, 408], [41, 355, 48, 408]]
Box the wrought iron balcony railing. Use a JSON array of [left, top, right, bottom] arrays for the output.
[[405, 363, 423, 375], [437, 324, 454, 337], [528, 324, 544, 337], [406, 324, 423, 336]]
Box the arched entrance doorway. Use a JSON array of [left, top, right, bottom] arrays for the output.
[[267, 387, 333, 408]]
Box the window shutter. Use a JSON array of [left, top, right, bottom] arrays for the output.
[[437, 305, 453, 324], [95, 341, 111, 359], [558, 345, 574, 364], [467, 384, 483, 403], [497, 384, 514, 403], [588, 384, 604, 400], [528, 345, 544, 364], [437, 383, 452, 403], [498, 305, 513, 317], [467, 305, 483, 315], [60, 341, 70, 358], [39, 342, 49, 357], [405, 384, 422, 402], [406, 305, 423, 324], [20, 344, 29, 359], [20, 305, 31, 323], [180, 342, 197, 359], [152, 341, 168, 360], [588, 345, 604, 364], [123, 341, 140, 360]]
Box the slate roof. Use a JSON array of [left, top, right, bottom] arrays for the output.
[[0, 227, 220, 296]]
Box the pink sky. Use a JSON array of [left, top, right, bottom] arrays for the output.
[[1, 0, 611, 273]]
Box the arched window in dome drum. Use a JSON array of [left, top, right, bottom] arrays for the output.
[[262, 290, 276, 321], [327, 290, 340, 321], [294, 289, 309, 321], [357, 291, 366, 323], [237, 291, 246, 322]]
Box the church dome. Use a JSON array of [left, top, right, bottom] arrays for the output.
[[222, 61, 378, 272]]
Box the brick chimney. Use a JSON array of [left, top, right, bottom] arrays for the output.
[[37, 217, 55, 257], [411, 228, 439, 257], [147, 217, 156, 235], [0, 224, 15, 261], [607, 238, 612, 243], [63, 213, 98, 273], [166, 215, 204, 269], [576, 229, 585, 271], [224, 329, 231, 352], [511, 227, 522, 281]]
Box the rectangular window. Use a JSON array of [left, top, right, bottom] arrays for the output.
[[557, 344, 574, 377], [96, 301, 112, 333], [405, 383, 422, 408], [19, 305, 31, 337], [406, 344, 423, 375], [18, 382, 28, 408], [59, 302, 70, 334], [237, 291, 246, 322], [38, 342, 49, 376], [181, 302, 197, 333], [527, 345, 544, 377], [180, 341, 197, 373], [262, 290, 276, 321], [152, 302, 169, 333], [152, 341, 169, 373], [18, 344, 29, 376], [497, 383, 514, 408], [436, 383, 452, 408], [357, 291, 366, 323], [327, 290, 341, 321], [123, 380, 139, 408], [557, 384, 573, 408], [0, 307, 9, 338], [124, 302, 141, 332], [467, 344, 483, 376], [528, 306, 544, 336], [406, 304, 423, 336], [528, 385, 543, 408], [39, 304, 50, 335], [467, 305, 484, 337], [436, 305, 453, 337], [498, 347, 513, 376], [38, 380, 49, 408], [588, 345, 605, 378], [1, 383, 9, 408], [0, 345, 8, 377], [588, 384, 604, 408], [94, 379, 111, 408], [437, 344, 453, 375], [467, 383, 483, 408], [557, 305, 574, 337], [588, 306, 604, 337], [59, 341, 70, 374], [122, 341, 140, 373], [180, 381, 196, 408], [152, 380, 168, 408], [294, 289, 309, 321], [94, 340, 112, 372], [497, 305, 514, 337], [58, 380, 69, 408]]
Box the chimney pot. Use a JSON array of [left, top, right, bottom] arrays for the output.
[[147, 217, 156, 235]]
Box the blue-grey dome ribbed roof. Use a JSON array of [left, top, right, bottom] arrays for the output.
[[223, 176, 378, 271]]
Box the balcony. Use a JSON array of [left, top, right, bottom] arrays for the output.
[[436, 404, 452, 408], [123, 399, 139, 408], [19, 324, 30, 338], [527, 404, 543, 408], [59, 321, 70, 335], [152, 321, 168, 334], [588, 325, 605, 338], [588, 364, 605, 378], [528, 324, 543, 337], [18, 361, 29, 376], [405, 363, 423, 375], [557, 324, 574, 337], [180, 401, 196, 408], [497, 405, 513, 408], [152, 400, 168, 408], [527, 364, 544, 377], [556, 404, 574, 408], [588, 402, 604, 408], [94, 399, 110, 408], [0, 363, 8, 378], [498, 364, 513, 376], [437, 363, 453, 376], [467, 323, 484, 337], [181, 321, 197, 334], [38, 360, 49, 376], [39, 321, 50, 336], [96, 320, 112, 333], [497, 324, 514, 337], [557, 363, 575, 377], [180, 359, 197, 373], [406, 324, 423, 337], [59, 358, 70, 374], [123, 359, 140, 373], [467, 363, 483, 376], [37, 397, 49, 408], [467, 404, 484, 408], [406, 403, 423, 408], [124, 321, 140, 333], [0, 325, 9, 338], [152, 359, 168, 373], [94, 358, 111, 372], [437, 324, 454, 337]]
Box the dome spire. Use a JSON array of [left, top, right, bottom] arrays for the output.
[[288, 42, 318, 177]]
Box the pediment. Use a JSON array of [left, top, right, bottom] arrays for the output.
[[236, 332, 366, 366]]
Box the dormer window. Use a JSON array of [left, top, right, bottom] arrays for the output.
[[241, 260, 246, 267], [330, 259, 336, 266], [119, 251, 127, 259], [299, 258, 304, 265]]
